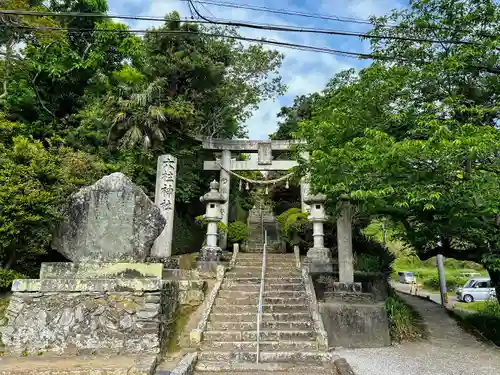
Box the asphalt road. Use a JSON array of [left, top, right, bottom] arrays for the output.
[[390, 281, 458, 307]]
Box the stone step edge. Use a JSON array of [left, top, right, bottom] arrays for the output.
[[200, 340, 318, 345], [198, 351, 331, 359], [213, 303, 307, 307], [221, 284, 304, 286], [207, 322, 312, 325], [218, 290, 305, 294], [224, 277, 301, 280], [216, 297, 307, 302], [208, 313, 311, 319], [194, 360, 333, 372], [203, 329, 314, 334]]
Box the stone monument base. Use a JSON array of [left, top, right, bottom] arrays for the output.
[[197, 246, 223, 278], [199, 246, 222, 262], [1, 262, 179, 356], [317, 280, 390, 349], [319, 301, 391, 348], [305, 247, 334, 273]]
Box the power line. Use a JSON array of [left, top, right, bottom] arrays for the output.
[[186, 0, 497, 38], [185, 0, 378, 26], [0, 9, 483, 46], [189, 1, 479, 45], [3, 24, 385, 59], [0, 9, 210, 24], [3, 23, 498, 73]]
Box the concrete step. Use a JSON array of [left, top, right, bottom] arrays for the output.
[[194, 369, 332, 375], [211, 304, 309, 314], [203, 330, 316, 342], [221, 283, 304, 292], [235, 261, 296, 267], [233, 265, 298, 271], [237, 254, 295, 259], [198, 351, 329, 363], [200, 340, 319, 352], [223, 276, 302, 284], [218, 290, 306, 299], [216, 296, 307, 305], [206, 320, 313, 331], [209, 312, 311, 322], [228, 270, 299, 278]]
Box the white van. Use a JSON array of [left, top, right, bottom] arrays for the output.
[[456, 277, 496, 303], [397, 271, 416, 284]]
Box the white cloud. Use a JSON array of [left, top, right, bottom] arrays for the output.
[[108, 0, 402, 139]]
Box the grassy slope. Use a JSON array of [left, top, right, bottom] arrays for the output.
[[386, 288, 426, 342]]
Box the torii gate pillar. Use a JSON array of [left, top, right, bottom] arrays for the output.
[[219, 149, 231, 249]]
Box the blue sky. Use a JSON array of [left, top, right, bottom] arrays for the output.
[[107, 0, 405, 139]]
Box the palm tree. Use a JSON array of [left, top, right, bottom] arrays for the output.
[[107, 77, 171, 149]]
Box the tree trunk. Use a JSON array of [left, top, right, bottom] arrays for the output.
[[485, 266, 500, 304]]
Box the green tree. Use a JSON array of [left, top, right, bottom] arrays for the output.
[[0, 117, 104, 276], [297, 0, 500, 298], [0, 4, 285, 266], [269, 93, 319, 140]]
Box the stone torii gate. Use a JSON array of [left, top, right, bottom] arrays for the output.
[[201, 138, 311, 249], [151, 138, 354, 283]]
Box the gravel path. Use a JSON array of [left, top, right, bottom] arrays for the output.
[[336, 292, 500, 375]]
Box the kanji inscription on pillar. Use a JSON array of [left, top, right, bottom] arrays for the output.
[[258, 142, 272, 165], [152, 154, 177, 258]]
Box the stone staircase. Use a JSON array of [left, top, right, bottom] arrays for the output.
[[246, 205, 282, 253], [194, 253, 332, 375]]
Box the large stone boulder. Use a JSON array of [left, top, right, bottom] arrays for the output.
[[52, 172, 166, 263]]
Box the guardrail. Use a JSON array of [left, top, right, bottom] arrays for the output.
[[256, 229, 268, 363]]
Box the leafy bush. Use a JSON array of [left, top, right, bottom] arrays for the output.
[[353, 232, 395, 274], [481, 299, 500, 316], [0, 135, 105, 277], [277, 207, 302, 228], [355, 254, 382, 273], [422, 275, 468, 292], [453, 300, 500, 346], [0, 269, 25, 292], [386, 288, 425, 342], [194, 215, 228, 234], [172, 212, 205, 255], [227, 221, 249, 244]]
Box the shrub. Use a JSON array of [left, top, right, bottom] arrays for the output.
[[353, 231, 395, 274], [422, 275, 468, 292], [227, 221, 249, 244], [355, 254, 381, 273], [453, 300, 500, 346], [481, 299, 500, 316], [0, 135, 105, 277], [283, 211, 310, 246], [0, 269, 24, 292], [277, 207, 302, 229], [194, 215, 227, 234], [386, 288, 425, 342]]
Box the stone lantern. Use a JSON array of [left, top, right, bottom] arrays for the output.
[[304, 193, 333, 273], [199, 180, 227, 263]]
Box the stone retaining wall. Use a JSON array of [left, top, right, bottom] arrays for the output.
[[1, 279, 179, 356], [178, 280, 205, 306]]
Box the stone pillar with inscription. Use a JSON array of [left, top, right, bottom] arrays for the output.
[[337, 199, 354, 283], [300, 151, 311, 213], [152, 154, 177, 259], [219, 149, 231, 249]]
